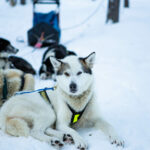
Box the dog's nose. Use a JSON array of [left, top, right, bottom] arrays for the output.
[[70, 82, 77, 93]]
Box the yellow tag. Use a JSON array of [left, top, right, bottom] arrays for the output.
[[73, 114, 80, 123], [40, 91, 48, 102]]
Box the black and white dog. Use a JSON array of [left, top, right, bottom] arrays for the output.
[[39, 43, 76, 80], [0, 38, 19, 69], [0, 38, 36, 75]]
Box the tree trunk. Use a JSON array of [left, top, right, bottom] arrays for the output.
[[106, 0, 120, 23]]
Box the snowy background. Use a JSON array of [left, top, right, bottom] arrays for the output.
[[0, 0, 150, 150]]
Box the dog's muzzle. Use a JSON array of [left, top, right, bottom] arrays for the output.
[[6, 45, 19, 54], [69, 82, 77, 93]]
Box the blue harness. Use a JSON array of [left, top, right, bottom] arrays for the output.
[[15, 87, 55, 104], [15, 87, 55, 95]]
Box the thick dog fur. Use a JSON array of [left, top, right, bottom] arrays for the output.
[[39, 43, 76, 80], [0, 69, 35, 106], [0, 52, 124, 149]]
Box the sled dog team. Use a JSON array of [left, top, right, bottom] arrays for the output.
[[0, 38, 124, 150]]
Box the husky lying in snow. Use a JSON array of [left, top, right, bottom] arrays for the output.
[[0, 52, 124, 149], [0, 69, 35, 106]]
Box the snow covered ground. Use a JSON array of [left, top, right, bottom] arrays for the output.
[[0, 0, 150, 150]]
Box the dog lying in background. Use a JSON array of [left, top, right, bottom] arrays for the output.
[[0, 69, 35, 107], [0, 38, 18, 69], [39, 43, 76, 80], [0, 38, 36, 75]]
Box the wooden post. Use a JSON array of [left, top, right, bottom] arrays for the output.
[[106, 0, 120, 23], [124, 0, 129, 8]]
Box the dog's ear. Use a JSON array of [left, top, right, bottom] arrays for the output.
[[84, 52, 96, 68], [50, 57, 62, 71]]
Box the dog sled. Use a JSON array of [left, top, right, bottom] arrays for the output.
[[27, 0, 60, 48]]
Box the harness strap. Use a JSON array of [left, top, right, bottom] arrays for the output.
[[39, 90, 55, 110], [2, 76, 8, 102], [67, 102, 89, 126], [39, 90, 51, 104], [15, 87, 55, 95], [15, 87, 54, 108], [19, 74, 25, 91]]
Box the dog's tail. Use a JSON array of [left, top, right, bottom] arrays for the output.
[[5, 117, 30, 137]]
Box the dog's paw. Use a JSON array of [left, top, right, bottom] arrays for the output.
[[63, 134, 74, 144], [63, 133, 88, 150], [77, 144, 88, 150], [75, 137, 88, 150], [109, 135, 125, 147], [49, 138, 64, 149]]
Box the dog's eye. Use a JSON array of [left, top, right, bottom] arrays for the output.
[[64, 72, 70, 77], [77, 71, 82, 76]]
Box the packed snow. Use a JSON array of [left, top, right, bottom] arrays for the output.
[[0, 0, 150, 150]]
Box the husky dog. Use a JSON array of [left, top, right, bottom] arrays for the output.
[[0, 38, 36, 75], [0, 69, 35, 106], [39, 43, 76, 80], [0, 52, 124, 150], [0, 38, 18, 69], [49, 52, 124, 149]]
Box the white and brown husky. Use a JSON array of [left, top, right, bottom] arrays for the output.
[[0, 52, 124, 149]]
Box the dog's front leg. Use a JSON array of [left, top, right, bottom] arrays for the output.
[[93, 117, 124, 147], [57, 124, 88, 150]]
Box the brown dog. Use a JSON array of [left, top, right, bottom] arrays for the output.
[[0, 69, 34, 106]]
